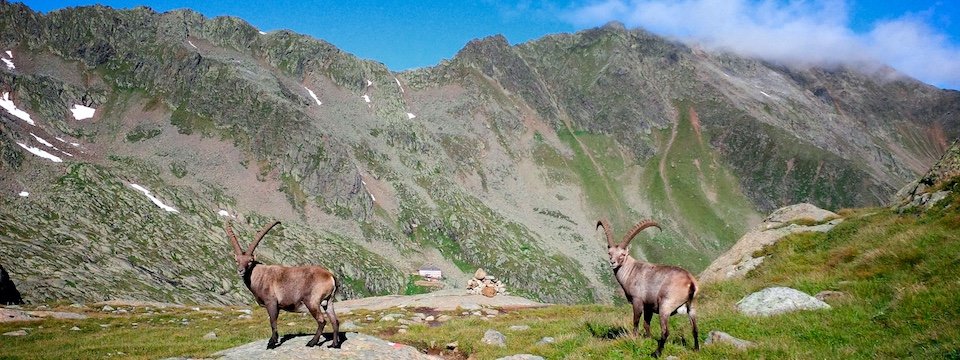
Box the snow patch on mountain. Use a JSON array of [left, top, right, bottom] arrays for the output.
[[16, 142, 62, 162], [304, 86, 322, 105], [70, 104, 96, 120], [129, 184, 179, 213], [1, 92, 35, 125]]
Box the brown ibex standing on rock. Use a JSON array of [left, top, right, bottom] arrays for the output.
[[597, 219, 699, 358], [226, 221, 341, 349]]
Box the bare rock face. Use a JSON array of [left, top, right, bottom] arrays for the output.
[[0, 265, 23, 305], [736, 287, 831, 316], [700, 204, 841, 283]]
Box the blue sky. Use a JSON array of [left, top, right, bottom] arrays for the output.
[[19, 1, 960, 89]]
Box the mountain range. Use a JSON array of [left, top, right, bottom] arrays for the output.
[[0, 2, 957, 305]]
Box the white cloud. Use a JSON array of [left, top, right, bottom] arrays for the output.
[[562, 0, 960, 88]]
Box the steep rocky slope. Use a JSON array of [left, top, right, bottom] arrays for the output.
[[0, 4, 956, 305]]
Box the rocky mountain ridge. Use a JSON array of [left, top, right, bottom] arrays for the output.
[[0, 3, 957, 305]]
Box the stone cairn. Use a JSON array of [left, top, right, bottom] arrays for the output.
[[466, 268, 507, 297]]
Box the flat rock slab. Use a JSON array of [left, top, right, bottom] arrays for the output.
[[212, 333, 439, 359], [737, 287, 831, 316], [337, 289, 548, 312], [1, 308, 34, 322]]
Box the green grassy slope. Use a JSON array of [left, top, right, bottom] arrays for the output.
[[2, 186, 957, 358]]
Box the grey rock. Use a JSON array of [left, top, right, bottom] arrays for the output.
[[704, 330, 755, 349], [496, 355, 544, 360], [3, 329, 27, 336], [101, 305, 114, 312], [482, 329, 507, 347], [927, 191, 951, 208], [508, 325, 530, 331], [340, 320, 359, 331], [460, 303, 481, 311], [70, 326, 81, 331], [737, 287, 831, 316], [537, 337, 555, 344], [203, 331, 217, 340]]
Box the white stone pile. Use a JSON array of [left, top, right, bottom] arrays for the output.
[[466, 268, 507, 297]]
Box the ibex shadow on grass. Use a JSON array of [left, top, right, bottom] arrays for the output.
[[226, 221, 341, 349], [597, 219, 699, 358]]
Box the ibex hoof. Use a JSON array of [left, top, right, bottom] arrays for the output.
[[328, 343, 341, 349], [305, 341, 317, 347]]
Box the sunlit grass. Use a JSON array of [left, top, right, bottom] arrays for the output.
[[3, 195, 959, 359]]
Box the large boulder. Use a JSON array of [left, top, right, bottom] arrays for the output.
[[737, 287, 831, 316], [0, 265, 23, 305], [700, 204, 841, 283]]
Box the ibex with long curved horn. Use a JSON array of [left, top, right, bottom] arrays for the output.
[[597, 219, 699, 358], [226, 221, 341, 349]]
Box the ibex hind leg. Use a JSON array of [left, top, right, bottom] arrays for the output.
[[688, 299, 699, 351], [323, 298, 341, 348], [305, 302, 326, 347]]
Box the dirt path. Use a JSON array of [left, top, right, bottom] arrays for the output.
[[658, 110, 681, 216]]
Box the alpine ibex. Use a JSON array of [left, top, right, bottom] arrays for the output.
[[226, 221, 341, 349], [597, 219, 699, 358]]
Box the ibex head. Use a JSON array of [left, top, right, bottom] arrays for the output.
[[597, 219, 660, 269], [225, 221, 281, 276]]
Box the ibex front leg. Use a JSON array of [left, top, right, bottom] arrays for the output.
[[265, 301, 280, 349]]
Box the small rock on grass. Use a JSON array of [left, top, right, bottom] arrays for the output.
[[537, 337, 555, 345], [509, 325, 530, 331], [482, 329, 506, 347], [3, 330, 27, 336], [203, 332, 217, 340], [704, 330, 754, 349], [496, 355, 544, 360], [70, 326, 81, 331]]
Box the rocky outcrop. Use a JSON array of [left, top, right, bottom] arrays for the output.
[[0, 265, 22, 305], [736, 287, 831, 316], [700, 204, 841, 283], [893, 138, 960, 210]]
